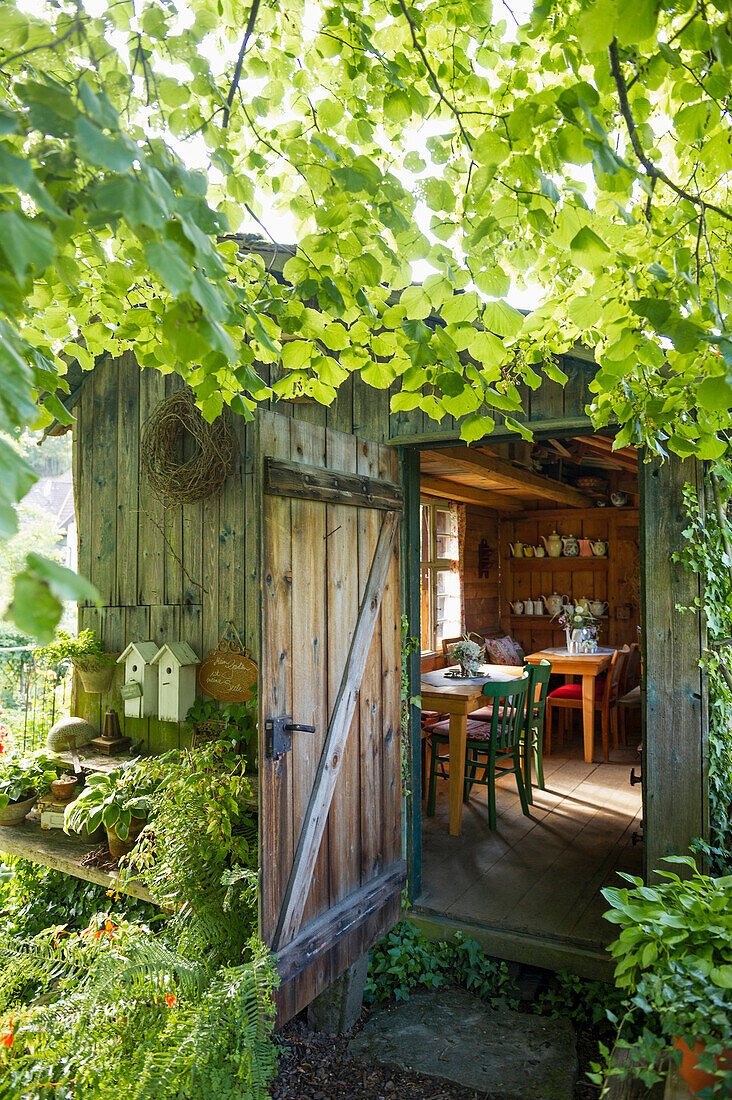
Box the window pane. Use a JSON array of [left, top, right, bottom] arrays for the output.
[[435, 508, 457, 560], [435, 569, 461, 647], [420, 505, 430, 563], [420, 566, 432, 652]]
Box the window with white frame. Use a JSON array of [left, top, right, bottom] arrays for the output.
[[420, 501, 462, 655]]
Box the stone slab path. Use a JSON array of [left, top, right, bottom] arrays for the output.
[[348, 986, 577, 1100]]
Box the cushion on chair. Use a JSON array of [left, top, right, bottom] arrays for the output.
[[485, 635, 523, 665], [549, 676, 606, 702], [429, 718, 494, 739]]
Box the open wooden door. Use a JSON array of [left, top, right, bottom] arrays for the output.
[[254, 410, 405, 1023]]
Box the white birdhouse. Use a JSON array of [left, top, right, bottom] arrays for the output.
[[151, 643, 199, 723], [117, 642, 159, 719]]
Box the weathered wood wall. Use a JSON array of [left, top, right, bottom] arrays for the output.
[[640, 456, 708, 877]]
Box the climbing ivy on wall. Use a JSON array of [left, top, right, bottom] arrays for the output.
[[678, 463, 732, 872]]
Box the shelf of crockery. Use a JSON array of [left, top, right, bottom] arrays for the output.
[[509, 615, 610, 627], [508, 557, 609, 570]]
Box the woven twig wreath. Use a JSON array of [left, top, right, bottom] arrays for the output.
[[141, 390, 234, 505]]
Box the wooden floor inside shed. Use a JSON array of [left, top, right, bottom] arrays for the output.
[[414, 733, 642, 977]]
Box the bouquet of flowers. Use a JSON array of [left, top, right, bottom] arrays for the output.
[[553, 608, 598, 653]]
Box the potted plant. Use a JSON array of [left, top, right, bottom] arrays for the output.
[[64, 763, 150, 858], [186, 690, 258, 752], [39, 629, 117, 694], [0, 751, 61, 825], [448, 635, 484, 677], [603, 857, 732, 1097]]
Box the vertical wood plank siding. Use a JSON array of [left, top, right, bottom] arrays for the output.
[[640, 456, 708, 877]]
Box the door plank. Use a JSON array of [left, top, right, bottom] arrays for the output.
[[273, 508, 401, 949], [265, 457, 403, 511], [378, 443, 402, 870], [260, 411, 295, 948], [289, 419, 330, 932], [358, 440, 384, 884]]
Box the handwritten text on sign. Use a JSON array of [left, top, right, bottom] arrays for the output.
[[197, 650, 257, 703]]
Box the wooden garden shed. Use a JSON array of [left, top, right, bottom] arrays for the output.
[[27, 244, 708, 1018]]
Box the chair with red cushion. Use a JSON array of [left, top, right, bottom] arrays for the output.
[[617, 643, 640, 744], [545, 646, 629, 762]]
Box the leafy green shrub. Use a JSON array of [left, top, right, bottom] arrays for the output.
[[0, 856, 159, 938], [530, 969, 627, 1031], [37, 629, 115, 670], [365, 921, 517, 1006], [0, 921, 277, 1100], [597, 858, 732, 1096]]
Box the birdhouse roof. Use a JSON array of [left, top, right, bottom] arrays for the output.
[[151, 642, 199, 667], [117, 642, 160, 664]]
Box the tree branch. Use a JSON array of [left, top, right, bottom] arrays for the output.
[[396, 0, 473, 152], [223, 0, 261, 129], [608, 38, 732, 224]]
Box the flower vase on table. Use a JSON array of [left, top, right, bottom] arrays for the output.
[[565, 628, 581, 654], [556, 609, 599, 653]]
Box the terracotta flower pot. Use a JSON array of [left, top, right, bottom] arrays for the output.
[[675, 1037, 732, 1097], [0, 793, 37, 826], [106, 816, 146, 859], [50, 775, 79, 802]]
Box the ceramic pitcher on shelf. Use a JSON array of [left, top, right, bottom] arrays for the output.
[[534, 598, 544, 615], [562, 534, 580, 557], [524, 598, 535, 615], [578, 538, 593, 557], [510, 541, 525, 557], [591, 539, 608, 557], [542, 592, 568, 617], [541, 531, 562, 558]]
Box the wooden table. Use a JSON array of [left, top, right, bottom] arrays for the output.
[[421, 665, 523, 837], [525, 648, 614, 764]]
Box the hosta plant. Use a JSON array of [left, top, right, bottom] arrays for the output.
[[64, 764, 150, 842]]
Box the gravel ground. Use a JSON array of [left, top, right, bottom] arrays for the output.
[[271, 1007, 603, 1100]]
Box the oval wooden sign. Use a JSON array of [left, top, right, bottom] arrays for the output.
[[197, 650, 257, 703]]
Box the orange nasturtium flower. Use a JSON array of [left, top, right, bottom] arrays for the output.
[[165, 993, 176, 1008], [0, 1018, 15, 1047]]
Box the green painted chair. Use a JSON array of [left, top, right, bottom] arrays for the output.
[[521, 659, 552, 805], [426, 674, 530, 830]]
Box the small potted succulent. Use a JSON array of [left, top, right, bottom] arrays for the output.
[[602, 857, 732, 1097], [40, 629, 117, 694], [64, 763, 150, 858], [0, 751, 61, 825], [448, 635, 484, 677]]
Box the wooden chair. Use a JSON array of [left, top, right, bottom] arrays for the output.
[[441, 636, 463, 659], [618, 642, 641, 744], [522, 659, 552, 803], [545, 646, 629, 762], [425, 674, 530, 830]]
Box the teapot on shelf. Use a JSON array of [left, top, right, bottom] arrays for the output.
[[533, 544, 546, 558], [523, 544, 534, 557], [509, 541, 525, 557], [542, 592, 569, 617], [562, 534, 580, 557], [510, 600, 525, 614], [575, 596, 591, 614], [591, 539, 608, 557], [541, 531, 562, 558], [589, 599, 609, 617]]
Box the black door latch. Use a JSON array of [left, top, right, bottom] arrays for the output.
[[265, 716, 315, 758], [630, 767, 642, 786]]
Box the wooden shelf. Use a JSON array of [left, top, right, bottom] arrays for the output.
[[508, 506, 639, 522], [0, 813, 153, 903], [509, 557, 609, 570], [509, 615, 609, 627]]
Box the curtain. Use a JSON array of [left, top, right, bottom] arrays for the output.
[[449, 502, 467, 633]]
